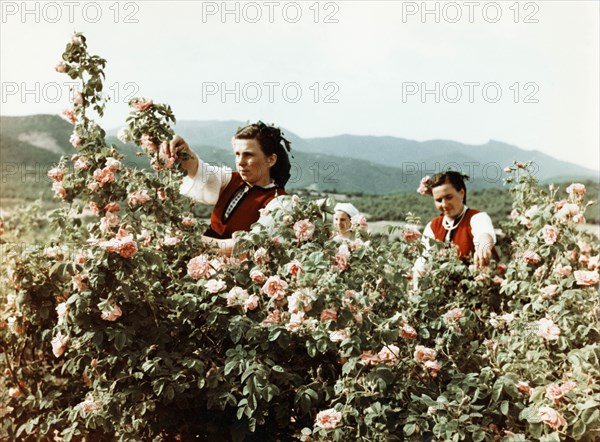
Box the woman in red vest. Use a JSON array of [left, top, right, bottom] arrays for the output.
[[164, 121, 291, 255], [413, 171, 496, 281]]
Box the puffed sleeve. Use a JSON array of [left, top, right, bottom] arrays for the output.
[[180, 159, 232, 205]]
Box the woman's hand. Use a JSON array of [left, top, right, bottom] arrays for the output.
[[163, 135, 199, 177], [474, 234, 494, 269]]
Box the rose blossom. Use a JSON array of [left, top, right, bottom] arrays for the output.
[[227, 287, 249, 306], [444, 307, 464, 322], [9, 387, 21, 398], [250, 269, 267, 284], [554, 263, 572, 276], [101, 304, 122, 321], [187, 255, 214, 280], [128, 190, 151, 206], [335, 244, 351, 272], [105, 157, 121, 171], [588, 255, 599, 271], [52, 182, 67, 200], [560, 381, 577, 394], [93, 167, 115, 186], [414, 345, 437, 362], [163, 235, 180, 247], [73, 92, 84, 105], [423, 360, 441, 377], [74, 158, 90, 170], [253, 247, 270, 265], [62, 109, 77, 124], [540, 285, 558, 299], [541, 225, 558, 245], [205, 279, 226, 294], [320, 308, 338, 322], [181, 216, 196, 227], [293, 219, 315, 241], [132, 98, 153, 112], [400, 324, 417, 339], [56, 302, 69, 325], [79, 399, 103, 414], [566, 183, 586, 199], [329, 329, 350, 343], [523, 250, 541, 264], [351, 214, 368, 230], [555, 203, 580, 224], [140, 134, 158, 152], [537, 318, 560, 341], [359, 351, 380, 365], [315, 408, 342, 430], [51, 332, 69, 357], [577, 241, 592, 255], [377, 344, 400, 365], [47, 167, 64, 182], [116, 230, 138, 258], [286, 259, 303, 277], [417, 175, 433, 196], [403, 227, 421, 242], [243, 294, 260, 312], [574, 270, 599, 286], [72, 273, 87, 291], [288, 289, 314, 313], [99, 213, 118, 233], [261, 276, 288, 300], [286, 311, 306, 332], [55, 63, 66, 73], [261, 310, 283, 326], [538, 406, 567, 430], [545, 383, 565, 403], [516, 381, 532, 396]]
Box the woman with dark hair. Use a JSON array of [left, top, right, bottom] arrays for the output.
[[164, 121, 292, 255], [413, 171, 496, 282]]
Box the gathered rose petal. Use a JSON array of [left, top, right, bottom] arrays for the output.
[[554, 263, 572, 277], [315, 408, 342, 430], [329, 329, 350, 343], [128, 189, 152, 206], [359, 351, 380, 366], [253, 247, 270, 265]]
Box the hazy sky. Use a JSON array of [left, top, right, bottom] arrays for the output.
[[1, 1, 598, 171]]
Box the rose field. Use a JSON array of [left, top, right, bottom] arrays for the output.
[[1, 34, 599, 442]]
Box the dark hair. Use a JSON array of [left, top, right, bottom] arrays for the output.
[[430, 171, 469, 204], [234, 121, 292, 188]]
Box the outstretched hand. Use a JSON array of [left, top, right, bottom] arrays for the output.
[[161, 135, 199, 176], [473, 234, 494, 269]]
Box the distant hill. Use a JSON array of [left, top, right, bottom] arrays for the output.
[[1, 115, 597, 202]]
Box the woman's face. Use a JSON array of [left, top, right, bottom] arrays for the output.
[[333, 210, 351, 234], [233, 138, 277, 187], [432, 183, 465, 220]]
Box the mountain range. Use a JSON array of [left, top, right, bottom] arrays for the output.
[[1, 115, 597, 200]]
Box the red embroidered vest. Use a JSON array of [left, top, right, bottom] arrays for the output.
[[430, 209, 480, 259], [208, 172, 286, 239]]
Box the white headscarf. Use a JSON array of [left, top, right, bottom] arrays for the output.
[[334, 203, 359, 218]]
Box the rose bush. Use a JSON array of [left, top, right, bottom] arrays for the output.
[[1, 34, 599, 442]]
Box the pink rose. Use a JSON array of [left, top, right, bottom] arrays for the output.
[[423, 360, 441, 377], [288, 289, 313, 314], [537, 318, 560, 341], [250, 269, 267, 284], [523, 251, 542, 264], [55, 63, 66, 73], [51, 332, 69, 357], [400, 324, 417, 339], [128, 190, 151, 206], [555, 203, 580, 224], [56, 302, 69, 325], [540, 285, 558, 299], [47, 167, 64, 182], [157, 189, 167, 200], [99, 213, 119, 233], [352, 214, 368, 230], [359, 351, 380, 366], [140, 134, 158, 152], [52, 182, 67, 199], [9, 386, 21, 398], [261, 309, 283, 326], [588, 255, 599, 271], [187, 255, 214, 280], [444, 308, 464, 322], [253, 247, 270, 265], [132, 98, 153, 112], [377, 344, 400, 365], [574, 270, 599, 286], [261, 276, 288, 300], [105, 157, 121, 171], [286, 259, 303, 277], [244, 294, 260, 312], [227, 287, 249, 306], [62, 109, 77, 124], [205, 279, 226, 294], [293, 219, 315, 241], [117, 237, 138, 258], [545, 383, 565, 403], [286, 311, 306, 332], [74, 158, 90, 170], [403, 228, 421, 242], [417, 176, 433, 196], [315, 408, 342, 430], [72, 274, 87, 291], [516, 381, 531, 396], [554, 264, 572, 277], [182, 216, 196, 227], [561, 381, 577, 395], [510, 209, 519, 220], [577, 241, 592, 255], [335, 244, 351, 272], [320, 308, 338, 322], [541, 225, 558, 245], [329, 329, 350, 343], [79, 399, 103, 414], [538, 406, 567, 430], [566, 183, 586, 199], [101, 304, 122, 321], [163, 235, 180, 246], [414, 345, 437, 362], [93, 167, 115, 187], [73, 92, 84, 105]]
